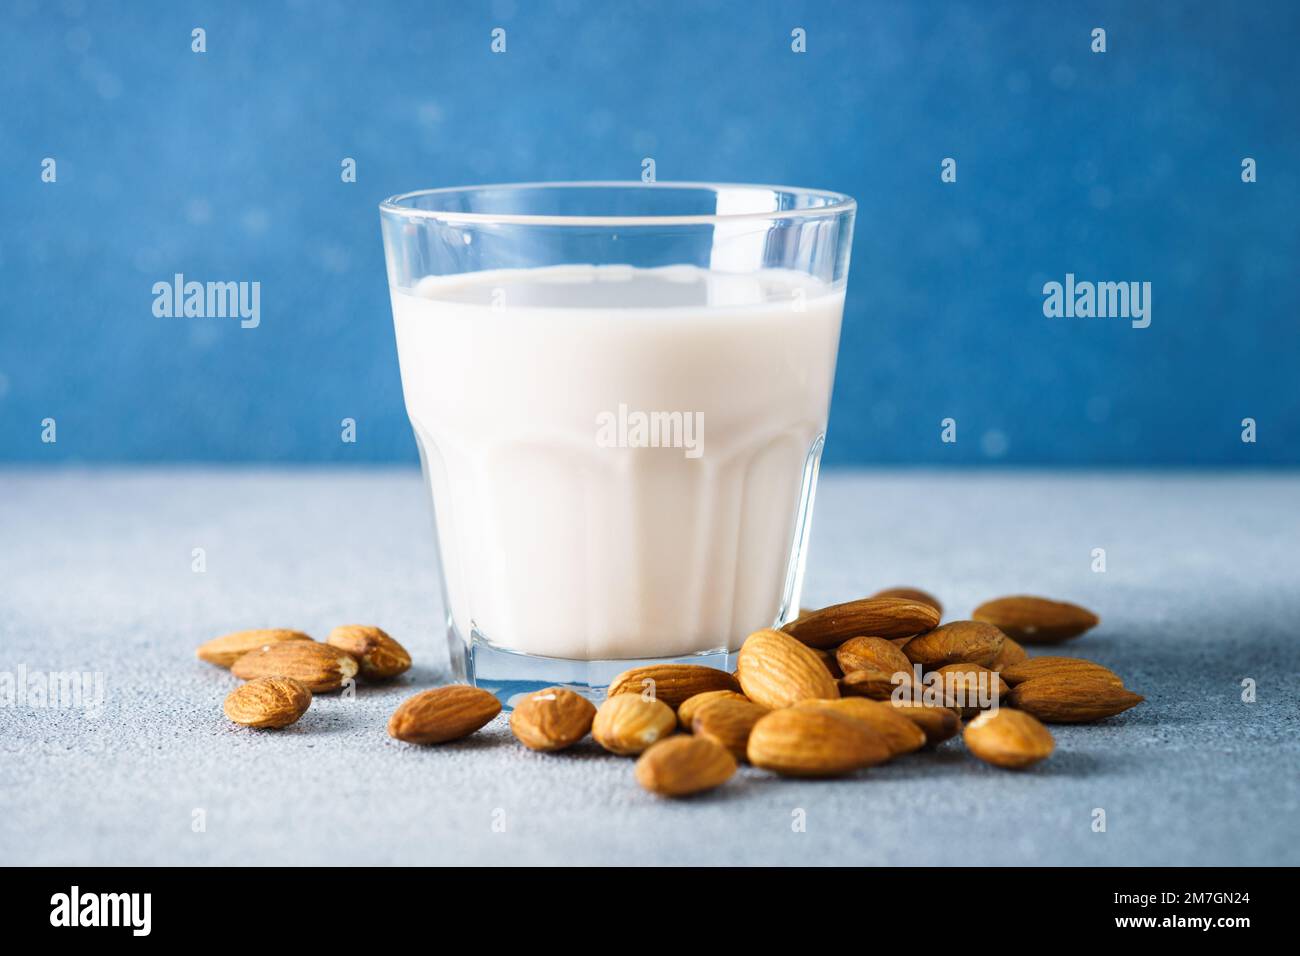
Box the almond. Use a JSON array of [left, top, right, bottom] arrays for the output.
[[989, 636, 1028, 672], [999, 656, 1124, 687], [964, 708, 1055, 769], [222, 677, 312, 728], [197, 628, 312, 668], [677, 690, 751, 731], [794, 698, 925, 756], [591, 694, 676, 755], [605, 664, 740, 710], [972, 595, 1099, 644], [735, 628, 840, 709], [869, 586, 943, 617], [326, 625, 411, 680], [635, 735, 736, 797], [839, 668, 915, 701], [747, 707, 892, 777], [783, 597, 941, 649], [933, 663, 1010, 717], [887, 700, 961, 745], [691, 697, 768, 760], [387, 685, 501, 743], [903, 620, 1005, 669], [1008, 675, 1144, 723], [837, 636, 913, 677], [509, 686, 597, 751], [231, 640, 359, 692]]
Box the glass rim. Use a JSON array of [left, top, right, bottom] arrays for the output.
[[378, 180, 856, 227]]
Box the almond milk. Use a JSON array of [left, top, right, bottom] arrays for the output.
[[391, 264, 843, 661]]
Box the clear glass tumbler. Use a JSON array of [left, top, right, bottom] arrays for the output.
[[379, 182, 855, 707]]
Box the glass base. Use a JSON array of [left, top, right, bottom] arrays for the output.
[[465, 632, 737, 710]]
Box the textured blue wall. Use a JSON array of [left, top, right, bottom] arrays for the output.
[[1, 0, 1296, 465]]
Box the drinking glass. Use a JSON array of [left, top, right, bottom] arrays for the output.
[[379, 182, 855, 706]]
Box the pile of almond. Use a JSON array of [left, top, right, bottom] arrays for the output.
[[330, 590, 1142, 799], [200, 625, 413, 727]]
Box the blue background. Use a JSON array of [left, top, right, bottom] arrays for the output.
[[2, 0, 1296, 465]]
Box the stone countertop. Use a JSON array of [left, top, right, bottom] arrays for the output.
[[1, 467, 1296, 865]]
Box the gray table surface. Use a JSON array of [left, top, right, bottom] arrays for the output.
[[1, 467, 1297, 866]]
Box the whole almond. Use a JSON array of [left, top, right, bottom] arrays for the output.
[[692, 697, 769, 760], [736, 628, 840, 710], [934, 663, 1010, 717], [795, 698, 926, 756], [509, 686, 597, 751], [903, 620, 1005, 669], [887, 700, 962, 745], [388, 685, 501, 743], [972, 595, 1099, 644], [869, 586, 943, 617], [605, 664, 740, 710], [1000, 656, 1124, 687], [747, 707, 892, 777], [591, 694, 676, 755], [223, 677, 312, 728], [964, 708, 1055, 769], [231, 640, 359, 692], [326, 625, 411, 680], [783, 597, 940, 649], [837, 636, 913, 678], [197, 628, 312, 668], [635, 735, 736, 797], [1008, 675, 1144, 723], [989, 636, 1028, 672], [839, 667, 915, 701], [678, 690, 751, 731]]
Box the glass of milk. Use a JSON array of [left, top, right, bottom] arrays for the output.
[[379, 183, 855, 706]]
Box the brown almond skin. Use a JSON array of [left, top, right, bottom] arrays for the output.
[[677, 690, 751, 731], [814, 648, 844, 679], [591, 694, 676, 756], [964, 708, 1055, 769], [869, 587, 943, 617], [197, 629, 312, 669], [635, 736, 736, 797], [1000, 656, 1124, 687], [903, 620, 1005, 669], [972, 595, 1100, 644], [1008, 675, 1144, 723], [231, 640, 359, 692], [888, 700, 962, 746], [795, 698, 926, 756], [783, 597, 941, 649], [692, 697, 769, 760], [509, 687, 597, 751], [839, 668, 916, 701], [223, 677, 312, 728], [387, 685, 502, 744], [736, 628, 840, 710], [934, 663, 1010, 717], [837, 636, 913, 677], [747, 707, 892, 777], [989, 636, 1028, 672], [326, 625, 412, 680], [605, 664, 740, 710]]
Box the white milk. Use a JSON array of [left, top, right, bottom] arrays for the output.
[[392, 264, 843, 661]]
